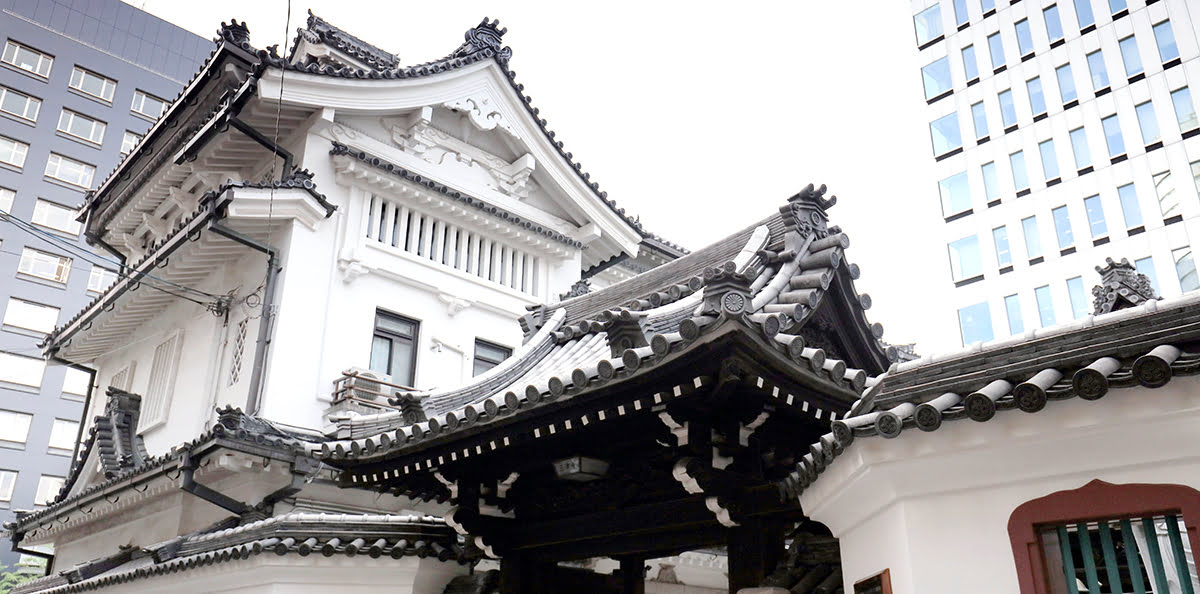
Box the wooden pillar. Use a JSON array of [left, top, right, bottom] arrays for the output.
[[619, 558, 645, 594], [728, 516, 769, 592], [500, 554, 555, 594]]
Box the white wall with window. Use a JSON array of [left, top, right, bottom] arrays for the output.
[[0, 135, 28, 168], [1, 40, 52, 77], [44, 153, 96, 188], [130, 90, 168, 119], [0, 85, 40, 122], [0, 470, 17, 502], [69, 66, 116, 102], [0, 410, 32, 444], [32, 199, 82, 235], [46, 419, 79, 452], [0, 352, 45, 388], [33, 476, 64, 506], [2, 298, 59, 333], [18, 247, 71, 283], [0, 187, 12, 212]]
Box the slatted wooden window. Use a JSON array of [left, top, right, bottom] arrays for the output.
[[1042, 515, 1198, 593], [142, 332, 183, 429]]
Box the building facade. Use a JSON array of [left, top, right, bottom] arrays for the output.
[[0, 0, 207, 569], [911, 0, 1200, 345]]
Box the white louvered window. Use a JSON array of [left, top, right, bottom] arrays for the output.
[[142, 332, 183, 429], [109, 361, 135, 391], [0, 86, 40, 122]]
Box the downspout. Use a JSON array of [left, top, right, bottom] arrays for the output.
[[90, 234, 127, 269], [208, 223, 278, 416], [49, 356, 98, 462]]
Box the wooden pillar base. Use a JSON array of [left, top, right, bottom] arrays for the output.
[[619, 558, 645, 594], [728, 516, 786, 593]]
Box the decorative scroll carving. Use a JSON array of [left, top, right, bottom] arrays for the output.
[[1092, 257, 1158, 314], [778, 183, 836, 241], [444, 96, 518, 138]]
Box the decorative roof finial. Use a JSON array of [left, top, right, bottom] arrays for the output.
[[217, 19, 251, 47], [779, 183, 837, 241], [457, 17, 512, 65], [1092, 257, 1158, 314]]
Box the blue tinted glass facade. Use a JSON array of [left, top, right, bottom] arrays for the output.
[[1084, 195, 1108, 237], [958, 302, 994, 345], [963, 45, 979, 80], [1035, 285, 1056, 327], [1153, 21, 1179, 63], [1056, 64, 1077, 103], [993, 225, 1012, 267], [1070, 127, 1091, 169], [1066, 277, 1089, 320], [1004, 294, 1024, 335], [1088, 51, 1109, 89], [1052, 205, 1073, 249], [1118, 184, 1143, 229]]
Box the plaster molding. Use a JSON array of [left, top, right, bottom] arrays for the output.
[[224, 187, 330, 231], [443, 94, 518, 139]]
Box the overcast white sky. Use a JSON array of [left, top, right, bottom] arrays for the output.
[[128, 1, 959, 353]]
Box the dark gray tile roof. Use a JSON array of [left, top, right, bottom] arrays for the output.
[[55, 388, 151, 502]]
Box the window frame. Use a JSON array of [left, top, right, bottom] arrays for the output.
[[68, 66, 116, 103], [1051, 205, 1074, 250], [0, 352, 45, 389], [1117, 183, 1143, 230], [962, 45, 979, 81], [473, 339, 513, 377], [44, 153, 96, 188], [1101, 114, 1125, 158], [1056, 63, 1076, 104], [999, 89, 1018, 127], [939, 171, 972, 218], [921, 57, 953, 101], [0, 85, 40, 122], [0, 135, 29, 169], [988, 32, 1006, 69], [0, 469, 16, 501], [1087, 50, 1109, 90], [1027, 76, 1047, 116], [2, 297, 60, 334], [957, 301, 994, 346], [1039, 139, 1059, 181], [1022, 215, 1042, 259], [47, 418, 79, 452], [930, 112, 963, 156], [130, 89, 169, 120], [18, 247, 71, 283], [369, 310, 419, 388], [0, 186, 13, 213], [1174, 246, 1198, 293], [971, 101, 989, 139], [56, 109, 106, 145], [1171, 87, 1198, 134], [947, 234, 983, 283], [914, 5, 943, 47], [1153, 20, 1179, 64], [1118, 35, 1143, 78], [1011, 150, 1030, 191], [33, 475, 64, 507], [120, 131, 142, 155], [1043, 5, 1064, 42], [0, 410, 32, 444], [1069, 127, 1091, 169], [1, 40, 53, 78], [1004, 293, 1024, 335], [993, 225, 1012, 267], [1073, 0, 1095, 28], [1015, 19, 1034, 56], [1083, 195, 1108, 238], [1034, 285, 1056, 328], [1134, 101, 1160, 145], [1066, 276, 1089, 319], [31, 198, 82, 236]]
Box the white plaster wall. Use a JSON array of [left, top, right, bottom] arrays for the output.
[[801, 375, 1200, 593]]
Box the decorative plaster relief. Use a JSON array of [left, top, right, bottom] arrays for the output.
[[443, 95, 517, 138]]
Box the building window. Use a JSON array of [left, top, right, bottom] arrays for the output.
[[1072, 0, 1095, 28], [120, 131, 141, 155], [1056, 64, 1076, 104], [87, 267, 117, 293], [952, 0, 968, 27], [47, 419, 78, 452], [0, 411, 32, 443], [1135, 101, 1160, 145], [988, 32, 1006, 69], [1119, 36, 1143, 78], [922, 57, 952, 100], [131, 90, 168, 119], [948, 235, 983, 282], [1194, 161, 1200, 197], [930, 113, 962, 156], [993, 225, 1012, 267], [1, 41, 52, 78], [32, 199, 81, 236], [61, 367, 91, 397], [0, 135, 29, 168], [1022, 215, 1042, 259], [1117, 183, 1143, 230], [33, 476, 63, 506], [0, 187, 13, 213], [2, 298, 59, 333], [982, 162, 1001, 202], [1154, 170, 1179, 220], [1034, 285, 1055, 327], [914, 5, 943, 46], [999, 89, 1017, 127], [108, 362, 135, 392], [1174, 246, 1198, 292], [0, 352, 44, 388], [1087, 50, 1109, 90], [369, 311, 418, 388], [958, 302, 993, 345], [1015, 19, 1034, 56], [963, 45, 979, 81], [1153, 20, 1179, 64], [1066, 277, 1088, 319], [1027, 77, 1047, 116], [0, 86, 40, 122], [1135, 256, 1160, 295], [57, 109, 106, 145], [0, 470, 16, 501], [982, 0, 995, 12], [18, 247, 71, 283], [1083, 195, 1107, 238], [1069, 127, 1091, 170], [143, 331, 184, 428], [1171, 87, 1198, 134], [1011, 150, 1029, 191], [1051, 206, 1074, 249], [473, 340, 512, 376], [68, 67, 116, 102], [1043, 6, 1063, 42], [1108, 0, 1127, 13], [1039, 139, 1059, 181], [1102, 114, 1125, 158], [44, 153, 95, 188], [971, 102, 989, 139], [1004, 294, 1023, 335]]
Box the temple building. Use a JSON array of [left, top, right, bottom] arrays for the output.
[[6, 14, 1199, 594]]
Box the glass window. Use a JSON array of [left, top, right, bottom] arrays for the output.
[[1015, 20, 1034, 56], [1134, 101, 1160, 145], [930, 113, 962, 155], [131, 90, 168, 119], [61, 367, 91, 397], [57, 109, 105, 145], [369, 310, 418, 387], [1108, 0, 1127, 13], [0, 187, 12, 212], [1028, 77, 1047, 115], [120, 131, 141, 155], [982, 0, 995, 11], [1174, 246, 1198, 292], [0, 410, 32, 443], [1, 41, 52, 77], [0, 470, 15, 501], [1083, 195, 1108, 237], [1069, 127, 1091, 169], [1023, 215, 1042, 259], [1194, 161, 1200, 197], [1171, 87, 1198, 133], [939, 171, 972, 216], [0, 135, 29, 168], [1051, 205, 1074, 249], [1056, 64, 1077, 103], [1039, 139, 1060, 181], [1044, 5, 1064, 42], [473, 340, 512, 376], [69, 67, 116, 102], [2, 298, 59, 333], [1154, 170, 1179, 219], [47, 419, 78, 451], [999, 89, 1017, 127], [18, 247, 71, 283], [32, 199, 81, 235], [1004, 294, 1024, 335], [948, 235, 983, 281], [922, 57, 953, 100], [1087, 50, 1109, 90], [982, 161, 1001, 201], [0, 353, 44, 388], [88, 267, 118, 293], [988, 33, 1006, 69], [1034, 285, 1056, 327], [1153, 21, 1179, 64], [1011, 150, 1029, 190], [1118, 36, 1142, 77], [1101, 114, 1125, 157], [1066, 277, 1089, 319], [44, 153, 95, 188], [0, 86, 40, 122], [1135, 256, 1159, 295], [1117, 183, 1143, 229], [958, 302, 994, 345], [953, 0, 969, 26], [33, 476, 63, 506], [1073, 0, 1095, 28], [963, 45, 979, 81], [993, 225, 1012, 267], [971, 102, 989, 139]]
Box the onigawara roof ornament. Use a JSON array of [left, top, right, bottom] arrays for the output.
[[779, 183, 837, 241], [1092, 257, 1158, 314]]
